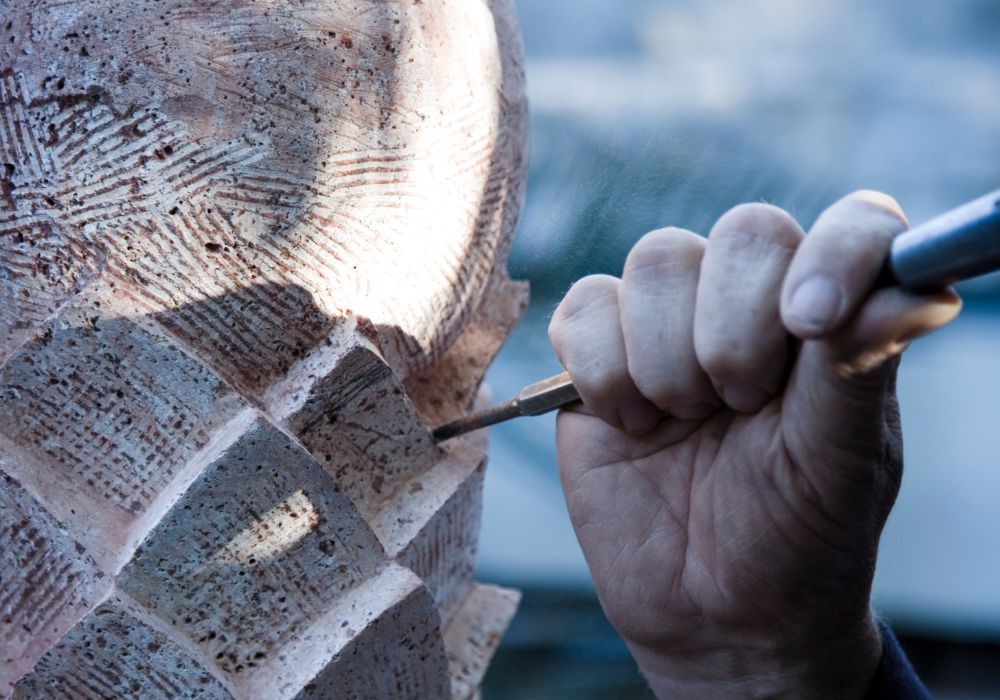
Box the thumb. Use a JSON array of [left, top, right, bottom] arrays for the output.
[[783, 286, 961, 485], [777, 190, 962, 506]]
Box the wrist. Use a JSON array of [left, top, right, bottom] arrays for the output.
[[628, 611, 883, 700]]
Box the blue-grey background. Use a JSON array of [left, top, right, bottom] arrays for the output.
[[478, 1, 1000, 697]]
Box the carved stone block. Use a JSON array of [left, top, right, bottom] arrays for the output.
[[1, 0, 527, 695]]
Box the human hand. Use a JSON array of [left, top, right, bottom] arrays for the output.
[[548, 192, 961, 699]]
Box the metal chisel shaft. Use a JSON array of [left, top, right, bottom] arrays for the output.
[[431, 372, 579, 442], [433, 188, 1000, 442]]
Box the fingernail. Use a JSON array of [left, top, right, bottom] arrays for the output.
[[672, 403, 716, 420], [618, 400, 660, 435], [787, 276, 842, 335], [721, 384, 770, 413]]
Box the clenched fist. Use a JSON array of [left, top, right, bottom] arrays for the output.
[[548, 192, 960, 699]]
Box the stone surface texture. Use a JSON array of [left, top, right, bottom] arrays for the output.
[[0, 0, 527, 696]]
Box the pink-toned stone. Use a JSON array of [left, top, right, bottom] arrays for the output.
[[116, 417, 386, 685], [444, 584, 521, 700], [272, 334, 440, 523], [0, 475, 109, 696], [291, 565, 451, 700], [0, 282, 250, 573], [407, 275, 530, 428], [13, 595, 234, 699], [1, 0, 527, 695], [391, 443, 489, 622], [0, 0, 527, 385]]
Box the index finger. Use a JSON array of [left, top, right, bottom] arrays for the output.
[[780, 190, 910, 339]]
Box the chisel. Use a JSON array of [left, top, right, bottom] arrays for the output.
[[433, 188, 1000, 442]]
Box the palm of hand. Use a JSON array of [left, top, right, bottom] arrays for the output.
[[558, 395, 897, 655]]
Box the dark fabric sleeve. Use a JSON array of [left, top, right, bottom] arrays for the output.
[[864, 618, 932, 699]]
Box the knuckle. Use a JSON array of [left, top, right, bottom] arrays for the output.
[[551, 274, 620, 328], [572, 356, 626, 403], [710, 203, 803, 250], [631, 372, 687, 407], [694, 336, 760, 383], [624, 228, 705, 277], [695, 347, 733, 381], [585, 364, 622, 396], [564, 273, 620, 309]]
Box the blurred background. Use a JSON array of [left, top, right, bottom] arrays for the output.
[[477, 1, 1000, 697]]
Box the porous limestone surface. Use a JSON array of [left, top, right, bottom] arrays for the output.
[[0, 0, 528, 696]]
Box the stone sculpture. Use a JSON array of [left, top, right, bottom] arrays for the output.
[[0, 0, 528, 696]]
